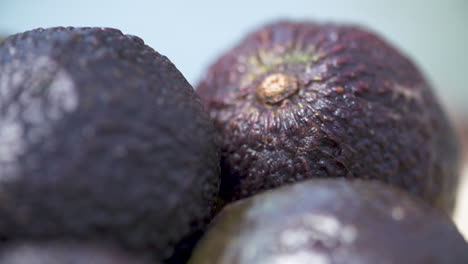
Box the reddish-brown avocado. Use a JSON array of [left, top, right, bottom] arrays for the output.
[[197, 21, 460, 212]]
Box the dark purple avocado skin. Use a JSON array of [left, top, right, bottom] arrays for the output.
[[197, 21, 459, 212], [0, 27, 219, 261], [188, 179, 468, 264], [0, 241, 155, 264]]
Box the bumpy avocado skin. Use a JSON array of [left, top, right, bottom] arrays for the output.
[[0, 27, 219, 260], [189, 179, 468, 264], [0, 241, 155, 264], [197, 21, 459, 212]]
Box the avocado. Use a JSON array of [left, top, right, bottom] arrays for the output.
[[188, 179, 468, 264], [196, 21, 459, 213], [454, 115, 468, 163], [0, 27, 219, 261], [0, 241, 154, 264]]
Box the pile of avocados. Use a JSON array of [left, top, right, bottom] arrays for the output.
[[0, 21, 466, 264]]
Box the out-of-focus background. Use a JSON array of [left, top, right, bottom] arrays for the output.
[[1, 0, 467, 236]]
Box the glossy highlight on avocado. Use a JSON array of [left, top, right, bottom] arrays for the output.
[[0, 27, 219, 261], [197, 21, 460, 212], [0, 241, 155, 264], [189, 179, 468, 264]]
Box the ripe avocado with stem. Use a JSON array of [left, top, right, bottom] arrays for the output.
[[197, 21, 460, 213], [189, 179, 468, 264], [0, 27, 219, 261], [0, 241, 155, 264]]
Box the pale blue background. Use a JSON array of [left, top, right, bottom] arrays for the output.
[[1, 0, 467, 110]]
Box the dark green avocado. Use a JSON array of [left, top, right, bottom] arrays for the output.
[[189, 179, 468, 264], [196, 21, 460, 213], [0, 27, 219, 261], [0, 241, 154, 264]]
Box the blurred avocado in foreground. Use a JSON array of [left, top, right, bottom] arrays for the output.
[[189, 179, 468, 264], [0, 241, 155, 264], [0, 27, 219, 262], [454, 115, 468, 163]]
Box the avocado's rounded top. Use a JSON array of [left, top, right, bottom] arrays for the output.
[[0, 241, 155, 264], [189, 179, 468, 264], [0, 27, 219, 261], [197, 20, 459, 213]]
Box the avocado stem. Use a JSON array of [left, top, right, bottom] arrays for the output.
[[256, 73, 298, 104]]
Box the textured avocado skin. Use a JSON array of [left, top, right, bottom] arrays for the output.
[[0, 241, 155, 264], [0, 27, 219, 260], [189, 179, 468, 264], [197, 21, 459, 212]]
